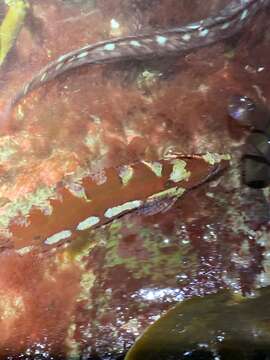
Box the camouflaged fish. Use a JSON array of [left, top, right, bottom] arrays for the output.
[[5, 154, 229, 253], [7, 0, 269, 111]]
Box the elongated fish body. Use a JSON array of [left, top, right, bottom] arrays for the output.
[[6, 154, 229, 253], [10, 0, 269, 109]]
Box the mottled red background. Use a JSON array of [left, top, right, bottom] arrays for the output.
[[0, 0, 269, 358]]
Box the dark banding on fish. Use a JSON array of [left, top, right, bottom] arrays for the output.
[[228, 94, 270, 188], [6, 0, 269, 114]]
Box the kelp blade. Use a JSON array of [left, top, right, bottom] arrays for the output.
[[0, 0, 28, 65], [125, 287, 270, 360]]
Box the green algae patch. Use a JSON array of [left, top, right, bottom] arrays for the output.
[[0, 0, 29, 65], [137, 70, 160, 89], [169, 159, 190, 183], [126, 287, 270, 360], [202, 152, 231, 165], [103, 220, 196, 281], [0, 185, 56, 229], [0, 137, 18, 162]]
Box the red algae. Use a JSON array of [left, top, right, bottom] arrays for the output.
[[0, 249, 81, 357], [0, 0, 268, 358]]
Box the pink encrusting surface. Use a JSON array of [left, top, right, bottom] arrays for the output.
[[0, 250, 81, 357], [0, 0, 268, 358]]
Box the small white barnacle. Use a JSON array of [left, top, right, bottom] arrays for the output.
[[142, 161, 163, 177], [130, 40, 141, 47], [240, 9, 249, 21], [199, 28, 209, 37], [169, 159, 190, 183], [104, 43, 116, 51], [76, 216, 100, 231], [44, 230, 72, 245], [221, 22, 231, 30], [104, 200, 142, 218], [182, 33, 191, 41], [118, 165, 134, 186], [77, 51, 89, 59], [40, 72, 47, 82], [156, 35, 168, 46]]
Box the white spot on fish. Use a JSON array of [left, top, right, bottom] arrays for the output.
[[199, 28, 209, 37], [182, 33, 191, 41], [55, 62, 64, 71], [67, 56, 76, 63], [76, 216, 100, 231], [104, 200, 142, 218], [240, 9, 249, 20], [57, 54, 69, 63], [118, 165, 134, 186], [23, 83, 29, 95], [142, 161, 163, 177], [77, 51, 89, 59], [169, 159, 190, 183], [40, 72, 47, 82], [156, 35, 167, 46], [221, 22, 230, 30], [130, 40, 141, 47], [186, 22, 200, 30], [104, 43, 116, 51], [44, 230, 72, 245]]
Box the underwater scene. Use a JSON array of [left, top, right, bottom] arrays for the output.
[[0, 0, 269, 359]]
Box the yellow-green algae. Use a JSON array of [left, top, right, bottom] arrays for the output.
[[147, 186, 185, 203], [62, 207, 198, 357], [0, 137, 18, 162], [142, 161, 163, 177], [169, 159, 190, 183], [0, 0, 28, 65], [118, 165, 134, 186], [137, 69, 160, 89], [126, 287, 270, 360], [202, 152, 231, 165], [63, 232, 98, 358], [0, 185, 56, 229], [0, 151, 105, 235], [103, 219, 197, 281]]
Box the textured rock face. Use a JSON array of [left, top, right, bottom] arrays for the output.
[[0, 0, 269, 358]]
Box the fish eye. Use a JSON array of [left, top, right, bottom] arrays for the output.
[[228, 95, 256, 126]]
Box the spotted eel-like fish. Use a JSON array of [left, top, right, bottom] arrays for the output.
[[4, 154, 228, 253], [6, 0, 269, 113]]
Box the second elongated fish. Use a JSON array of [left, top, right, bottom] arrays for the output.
[[1, 0, 268, 121]]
